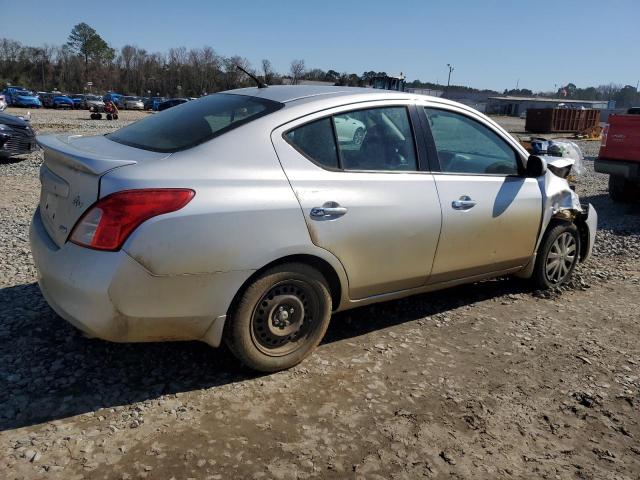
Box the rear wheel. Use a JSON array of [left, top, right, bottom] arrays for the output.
[[532, 222, 580, 289], [609, 175, 637, 203], [224, 263, 332, 372]]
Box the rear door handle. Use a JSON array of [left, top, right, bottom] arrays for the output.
[[451, 196, 477, 210], [310, 205, 348, 218]]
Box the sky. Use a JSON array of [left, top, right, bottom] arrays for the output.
[[1, 0, 638, 92]]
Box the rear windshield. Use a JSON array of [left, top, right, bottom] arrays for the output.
[[107, 93, 284, 152]]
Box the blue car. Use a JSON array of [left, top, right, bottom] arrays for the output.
[[144, 96, 167, 111], [52, 94, 74, 109], [39, 92, 74, 109], [3, 87, 42, 108], [103, 92, 124, 109], [70, 95, 84, 109]]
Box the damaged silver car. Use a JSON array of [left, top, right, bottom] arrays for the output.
[[30, 86, 597, 372]]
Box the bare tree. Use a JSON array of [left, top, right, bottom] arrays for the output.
[[289, 59, 305, 85], [261, 59, 273, 85]]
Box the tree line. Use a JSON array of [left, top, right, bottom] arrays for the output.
[[0, 24, 387, 97], [1, 23, 638, 107]]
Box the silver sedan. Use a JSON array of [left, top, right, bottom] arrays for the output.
[[122, 96, 144, 110], [30, 86, 597, 371]]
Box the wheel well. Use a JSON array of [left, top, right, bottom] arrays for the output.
[[227, 255, 343, 317], [547, 215, 589, 261]]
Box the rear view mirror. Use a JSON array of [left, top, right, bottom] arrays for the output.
[[525, 155, 547, 177]]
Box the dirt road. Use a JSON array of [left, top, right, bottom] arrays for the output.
[[1, 109, 638, 479]]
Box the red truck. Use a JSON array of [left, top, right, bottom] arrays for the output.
[[595, 109, 640, 202]]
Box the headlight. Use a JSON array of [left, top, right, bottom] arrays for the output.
[[0, 124, 11, 131]]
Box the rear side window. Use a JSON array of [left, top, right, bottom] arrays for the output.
[[285, 118, 339, 169], [285, 106, 418, 172], [108, 93, 283, 152]]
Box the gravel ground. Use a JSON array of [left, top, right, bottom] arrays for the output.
[[1, 109, 639, 479]]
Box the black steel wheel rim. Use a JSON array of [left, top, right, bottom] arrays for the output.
[[250, 279, 320, 357]]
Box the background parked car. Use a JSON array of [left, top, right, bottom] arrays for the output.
[[0, 94, 6, 111], [3, 88, 42, 108], [72, 94, 105, 110], [41, 92, 74, 109], [70, 95, 84, 109], [0, 111, 36, 157], [144, 96, 166, 111], [334, 113, 367, 145], [122, 96, 144, 110], [103, 93, 125, 109], [157, 98, 188, 111]]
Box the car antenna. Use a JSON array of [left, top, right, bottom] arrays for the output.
[[236, 65, 268, 89]]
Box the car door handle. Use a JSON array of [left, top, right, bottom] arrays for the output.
[[451, 196, 477, 210], [310, 206, 348, 218]]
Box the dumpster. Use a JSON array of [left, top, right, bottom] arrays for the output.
[[525, 108, 600, 133]]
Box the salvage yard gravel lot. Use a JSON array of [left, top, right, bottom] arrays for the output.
[[1, 107, 639, 479]]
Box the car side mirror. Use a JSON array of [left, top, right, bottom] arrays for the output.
[[525, 155, 547, 177]]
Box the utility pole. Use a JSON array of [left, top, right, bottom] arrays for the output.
[[446, 64, 454, 98]]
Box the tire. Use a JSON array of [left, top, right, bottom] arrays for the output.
[[532, 222, 580, 290], [353, 127, 365, 145], [609, 175, 636, 203], [224, 263, 332, 372]]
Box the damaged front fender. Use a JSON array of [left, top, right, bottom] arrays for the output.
[[517, 170, 597, 278]]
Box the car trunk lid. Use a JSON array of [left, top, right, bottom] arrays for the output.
[[37, 134, 169, 247]]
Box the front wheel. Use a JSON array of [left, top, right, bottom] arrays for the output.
[[532, 222, 580, 289], [353, 127, 365, 145], [224, 263, 332, 372]]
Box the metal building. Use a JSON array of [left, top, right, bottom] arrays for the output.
[[486, 96, 608, 116]]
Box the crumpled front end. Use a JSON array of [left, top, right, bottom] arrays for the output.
[[518, 170, 597, 278]]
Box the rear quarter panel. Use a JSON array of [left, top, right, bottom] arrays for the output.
[[99, 119, 344, 279]]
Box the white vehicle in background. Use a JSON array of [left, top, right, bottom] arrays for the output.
[[334, 113, 366, 145], [0, 94, 7, 111]]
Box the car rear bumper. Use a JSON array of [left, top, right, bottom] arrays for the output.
[[595, 158, 640, 180], [30, 208, 249, 347]]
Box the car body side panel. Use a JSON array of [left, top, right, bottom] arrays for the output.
[[271, 100, 443, 300], [428, 174, 542, 282]]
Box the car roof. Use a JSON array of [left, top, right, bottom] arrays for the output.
[[226, 85, 418, 103], [224, 85, 464, 111]]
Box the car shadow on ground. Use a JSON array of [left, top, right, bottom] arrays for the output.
[[0, 155, 29, 165], [0, 276, 530, 431], [578, 192, 640, 231]]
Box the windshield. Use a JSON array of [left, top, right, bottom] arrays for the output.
[[125, 96, 140, 101], [87, 95, 101, 101], [17, 90, 35, 96], [107, 93, 283, 152]]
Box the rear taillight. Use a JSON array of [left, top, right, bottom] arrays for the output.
[[601, 124, 609, 147], [70, 189, 195, 251]]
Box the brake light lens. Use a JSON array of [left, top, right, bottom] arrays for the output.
[[70, 189, 195, 251]]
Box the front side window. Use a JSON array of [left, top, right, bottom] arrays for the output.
[[425, 108, 519, 175], [285, 106, 418, 172], [108, 93, 283, 152]]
